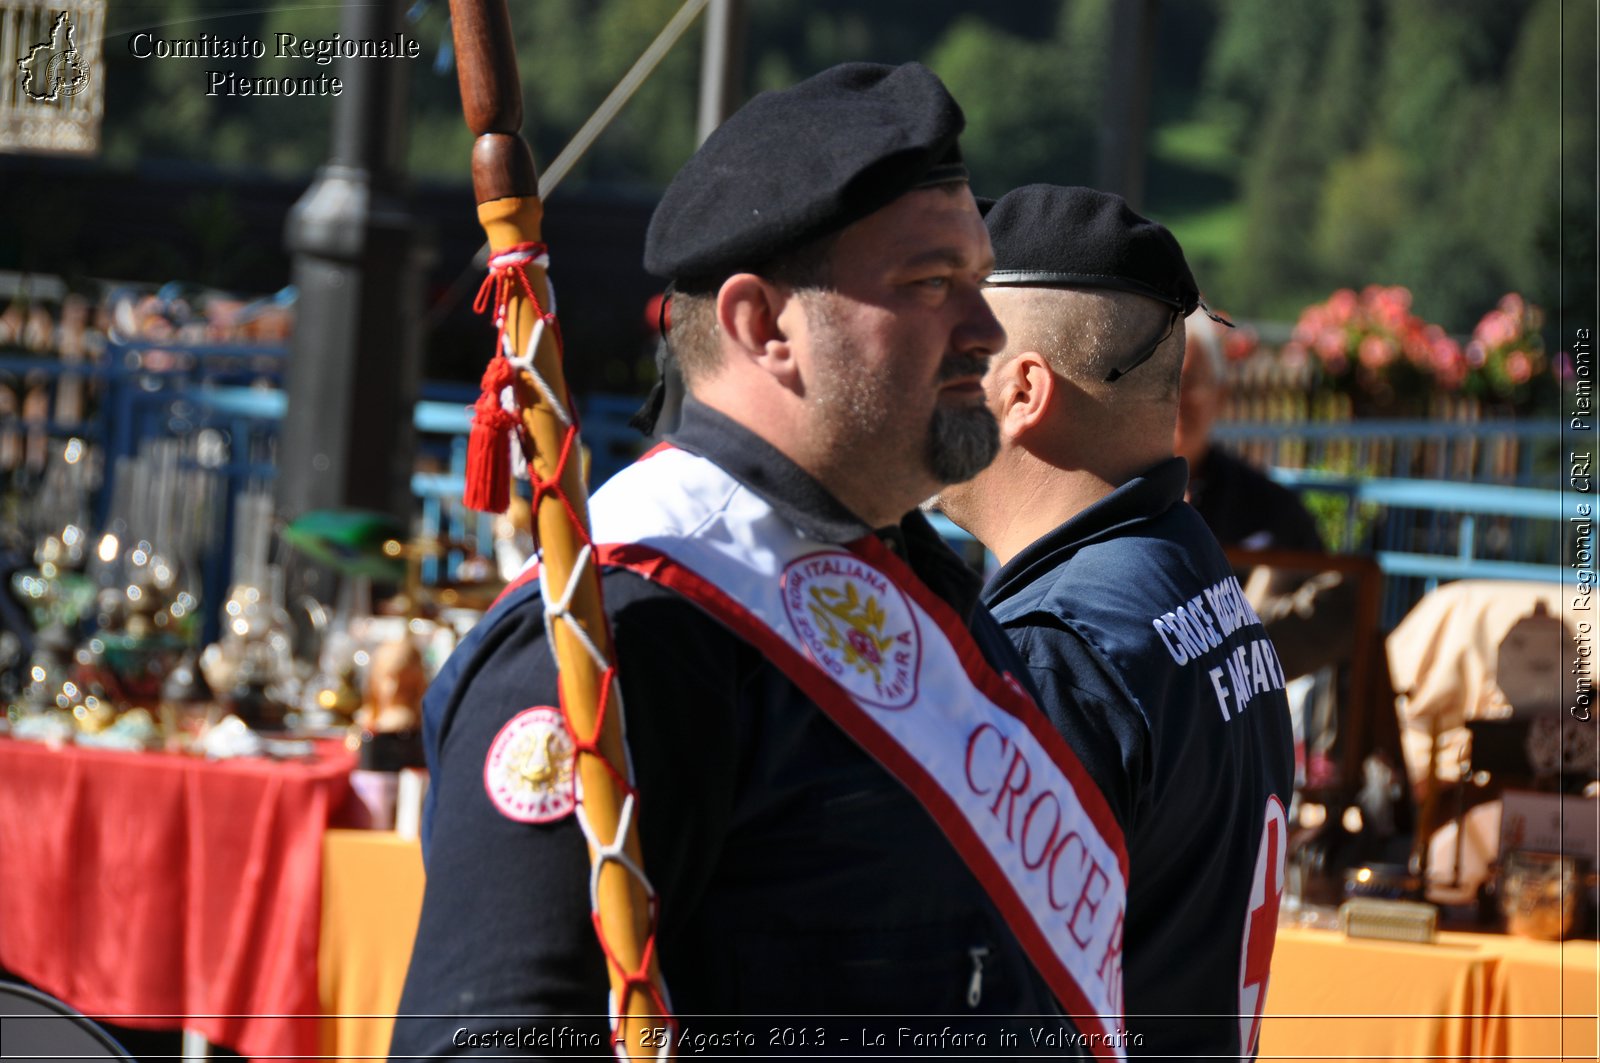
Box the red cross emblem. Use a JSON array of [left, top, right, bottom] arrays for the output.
[[1239, 796, 1287, 1054]]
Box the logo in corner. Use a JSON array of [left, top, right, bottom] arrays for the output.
[[782, 551, 921, 709], [484, 707, 577, 823], [18, 12, 90, 103]]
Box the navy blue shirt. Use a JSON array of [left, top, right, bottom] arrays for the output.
[[984, 457, 1295, 1061], [393, 401, 1081, 1059]]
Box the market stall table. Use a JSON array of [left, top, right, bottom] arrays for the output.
[[318, 828, 424, 1059], [1483, 936, 1600, 1062], [1261, 924, 1598, 1062], [0, 735, 358, 1060]]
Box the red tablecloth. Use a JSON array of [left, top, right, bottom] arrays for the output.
[[0, 736, 358, 1061]]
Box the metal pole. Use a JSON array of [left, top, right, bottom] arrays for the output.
[[695, 0, 746, 145], [279, 0, 427, 529]]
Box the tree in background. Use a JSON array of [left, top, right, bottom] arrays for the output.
[[1200, 0, 1570, 336], [17, 0, 1589, 342], [926, 0, 1108, 196]]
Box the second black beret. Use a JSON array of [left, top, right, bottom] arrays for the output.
[[983, 184, 1200, 315], [644, 62, 968, 284]]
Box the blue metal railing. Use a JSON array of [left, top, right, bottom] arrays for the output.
[[1213, 418, 1561, 489], [6, 345, 1571, 634]]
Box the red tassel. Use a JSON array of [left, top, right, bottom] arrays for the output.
[[464, 358, 520, 513]]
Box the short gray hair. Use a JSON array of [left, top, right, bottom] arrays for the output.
[[995, 287, 1184, 400]]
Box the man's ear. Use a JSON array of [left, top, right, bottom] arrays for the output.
[[717, 273, 795, 384], [994, 351, 1056, 440]]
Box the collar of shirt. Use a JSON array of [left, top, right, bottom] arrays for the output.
[[982, 456, 1190, 611], [664, 397, 985, 618]]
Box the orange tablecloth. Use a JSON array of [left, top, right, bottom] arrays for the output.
[[318, 829, 425, 1060], [1484, 936, 1600, 1063], [1262, 925, 1599, 1062], [1261, 927, 1499, 1061], [0, 737, 358, 1061], [317, 835, 1600, 1062]]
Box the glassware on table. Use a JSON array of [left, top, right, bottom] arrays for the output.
[[1500, 850, 1580, 940]]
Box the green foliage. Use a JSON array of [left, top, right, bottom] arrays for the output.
[[54, 0, 1587, 337], [1197, 0, 1563, 333], [1313, 145, 1408, 284], [1225, 51, 1329, 316], [1301, 449, 1383, 552], [1201, 0, 1328, 150], [925, 5, 1104, 195], [1162, 200, 1242, 296]]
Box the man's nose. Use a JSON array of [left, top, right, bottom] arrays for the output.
[[955, 284, 1006, 360]]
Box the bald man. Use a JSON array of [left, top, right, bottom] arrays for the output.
[[939, 185, 1294, 1061]]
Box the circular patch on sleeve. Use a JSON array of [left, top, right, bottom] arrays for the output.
[[483, 707, 578, 823]]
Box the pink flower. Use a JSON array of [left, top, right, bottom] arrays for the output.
[[1400, 323, 1434, 366], [1505, 350, 1533, 384], [1431, 335, 1463, 370], [1474, 310, 1518, 350], [1327, 289, 1359, 325], [1370, 287, 1413, 332], [1431, 337, 1466, 388], [1316, 330, 1348, 360], [1497, 293, 1525, 318], [1465, 340, 1487, 368], [1225, 327, 1260, 361], [1359, 335, 1396, 368]]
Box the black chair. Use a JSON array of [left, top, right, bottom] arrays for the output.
[[0, 982, 134, 1062]]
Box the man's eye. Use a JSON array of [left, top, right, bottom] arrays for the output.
[[917, 277, 950, 290]]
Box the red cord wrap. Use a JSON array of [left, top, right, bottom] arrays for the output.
[[562, 666, 674, 1044]]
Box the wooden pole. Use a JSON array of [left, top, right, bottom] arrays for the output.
[[448, 2, 670, 1053]]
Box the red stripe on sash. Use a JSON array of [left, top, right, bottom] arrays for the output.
[[848, 533, 1129, 881], [598, 541, 1127, 1054]]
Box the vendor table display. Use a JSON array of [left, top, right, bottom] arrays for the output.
[[0, 736, 358, 1060]]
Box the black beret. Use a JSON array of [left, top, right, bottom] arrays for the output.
[[983, 184, 1200, 315], [644, 62, 968, 284]]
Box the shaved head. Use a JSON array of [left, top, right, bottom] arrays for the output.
[[984, 286, 1185, 403]]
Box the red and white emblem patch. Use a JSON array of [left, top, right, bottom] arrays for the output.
[[781, 551, 922, 709], [483, 707, 577, 823]]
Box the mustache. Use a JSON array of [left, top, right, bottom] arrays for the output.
[[936, 353, 990, 383]]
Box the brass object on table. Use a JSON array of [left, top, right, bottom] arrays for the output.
[[1338, 897, 1439, 944], [356, 637, 426, 734], [311, 664, 362, 721]]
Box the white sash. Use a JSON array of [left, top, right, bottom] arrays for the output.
[[571, 446, 1130, 1054]]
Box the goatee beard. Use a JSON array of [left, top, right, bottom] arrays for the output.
[[926, 402, 999, 484]]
